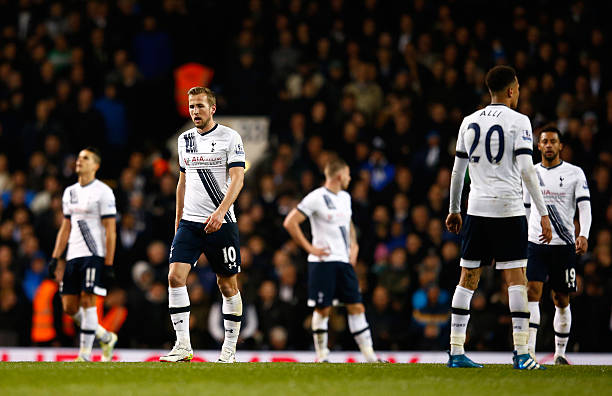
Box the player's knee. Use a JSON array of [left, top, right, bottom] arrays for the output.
[[168, 272, 186, 288], [527, 284, 541, 301], [62, 301, 78, 316], [346, 303, 365, 315], [553, 292, 570, 308], [217, 278, 238, 297]]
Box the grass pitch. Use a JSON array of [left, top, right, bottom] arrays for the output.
[[0, 362, 610, 396]]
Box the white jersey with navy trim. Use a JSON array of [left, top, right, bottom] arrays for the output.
[[455, 104, 534, 218], [178, 123, 246, 224], [297, 187, 352, 263], [62, 179, 116, 261], [523, 161, 590, 245]]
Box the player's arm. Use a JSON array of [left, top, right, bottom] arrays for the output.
[[49, 218, 71, 279], [446, 154, 468, 234], [204, 166, 244, 233], [522, 180, 531, 219], [175, 170, 186, 233], [575, 170, 591, 255], [349, 220, 359, 266], [283, 208, 329, 258], [517, 154, 552, 243], [102, 217, 116, 266]]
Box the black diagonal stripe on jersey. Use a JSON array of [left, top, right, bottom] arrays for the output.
[[548, 204, 575, 244], [77, 220, 99, 256], [196, 169, 233, 223], [339, 226, 349, 253], [546, 205, 574, 245], [203, 169, 235, 223], [323, 194, 336, 209]]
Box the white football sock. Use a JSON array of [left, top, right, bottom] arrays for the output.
[[221, 291, 242, 353], [508, 285, 529, 355], [348, 313, 377, 362], [554, 305, 571, 357], [312, 310, 329, 360], [450, 286, 473, 355], [169, 286, 191, 347], [79, 307, 97, 359], [528, 301, 540, 354]]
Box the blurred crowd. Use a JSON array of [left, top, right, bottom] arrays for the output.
[[0, 0, 611, 353]]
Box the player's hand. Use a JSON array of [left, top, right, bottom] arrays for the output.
[[47, 258, 58, 280], [539, 215, 552, 244], [349, 243, 359, 266], [204, 209, 226, 233], [445, 213, 462, 234], [310, 245, 330, 259], [575, 236, 588, 255], [102, 265, 116, 287]]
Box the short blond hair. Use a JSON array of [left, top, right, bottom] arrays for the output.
[[187, 86, 216, 107], [324, 157, 348, 178]]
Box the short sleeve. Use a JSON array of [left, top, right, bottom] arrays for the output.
[[177, 135, 186, 173], [62, 188, 71, 219], [575, 168, 590, 203], [99, 187, 117, 218], [297, 191, 318, 217], [455, 119, 468, 158], [227, 131, 246, 168], [513, 115, 534, 155]]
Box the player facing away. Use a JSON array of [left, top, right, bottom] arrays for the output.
[[48, 147, 118, 362], [523, 127, 591, 365], [160, 87, 245, 363], [445, 66, 553, 370], [283, 158, 380, 363]]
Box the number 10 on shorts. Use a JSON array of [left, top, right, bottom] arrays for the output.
[[222, 246, 237, 264]]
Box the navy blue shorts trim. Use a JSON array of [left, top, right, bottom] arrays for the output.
[[307, 261, 362, 307], [170, 220, 241, 276], [461, 215, 528, 267], [60, 256, 107, 296], [527, 242, 577, 293]]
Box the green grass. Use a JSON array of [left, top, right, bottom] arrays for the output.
[[0, 363, 610, 396]]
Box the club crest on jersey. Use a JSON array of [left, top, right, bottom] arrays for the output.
[[70, 189, 78, 203], [210, 141, 216, 152], [559, 176, 564, 187], [522, 129, 532, 141]]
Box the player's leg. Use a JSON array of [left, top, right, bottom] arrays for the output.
[[527, 281, 543, 357], [550, 244, 576, 365], [503, 268, 544, 370], [526, 241, 548, 358], [75, 291, 98, 361], [312, 306, 331, 362], [307, 261, 336, 362], [160, 220, 202, 362], [346, 303, 378, 362], [448, 266, 482, 367], [552, 291, 571, 364], [216, 273, 242, 363], [337, 261, 378, 362], [160, 261, 193, 362], [448, 214, 483, 368], [69, 303, 116, 362]]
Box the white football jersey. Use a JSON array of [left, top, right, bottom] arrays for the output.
[[523, 161, 590, 245], [62, 179, 116, 261], [178, 124, 245, 224], [297, 187, 352, 263], [455, 104, 534, 217]]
